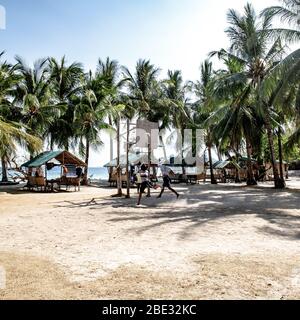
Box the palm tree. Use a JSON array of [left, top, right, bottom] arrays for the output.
[[14, 56, 58, 156], [74, 85, 104, 184], [0, 52, 27, 182], [208, 55, 265, 185], [74, 63, 124, 185], [261, 0, 300, 156], [95, 58, 127, 195], [261, 0, 300, 44], [123, 59, 161, 119], [193, 60, 218, 184], [0, 117, 42, 182], [96, 57, 126, 163], [122, 60, 161, 194], [0, 52, 20, 119], [210, 3, 290, 188], [47, 56, 84, 150], [161, 70, 192, 173]]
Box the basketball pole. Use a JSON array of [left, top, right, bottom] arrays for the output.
[[112, 116, 124, 197], [126, 118, 131, 199], [147, 141, 151, 197]]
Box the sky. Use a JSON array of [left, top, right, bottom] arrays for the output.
[[0, 0, 279, 166]]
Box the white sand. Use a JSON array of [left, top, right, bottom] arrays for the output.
[[0, 179, 299, 286]]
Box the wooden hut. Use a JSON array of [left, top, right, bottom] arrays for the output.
[[213, 160, 241, 182], [104, 152, 158, 187], [21, 151, 86, 191], [265, 161, 289, 180]]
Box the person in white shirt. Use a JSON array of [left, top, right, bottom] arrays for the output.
[[157, 162, 179, 199], [137, 164, 151, 205]]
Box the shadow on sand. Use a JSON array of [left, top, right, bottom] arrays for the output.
[[50, 183, 300, 241]]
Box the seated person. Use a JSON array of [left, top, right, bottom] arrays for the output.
[[62, 165, 69, 176], [76, 166, 83, 178], [35, 167, 44, 177]]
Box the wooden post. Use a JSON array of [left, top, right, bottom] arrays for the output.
[[147, 142, 151, 197], [109, 115, 114, 182], [116, 117, 122, 196], [126, 118, 130, 198]]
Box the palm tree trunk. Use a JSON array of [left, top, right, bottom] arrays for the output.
[[1, 156, 8, 183], [83, 137, 90, 185], [235, 151, 241, 183], [245, 137, 257, 186], [109, 115, 114, 179], [208, 144, 217, 184], [277, 127, 286, 185], [265, 112, 285, 189], [180, 129, 186, 176]]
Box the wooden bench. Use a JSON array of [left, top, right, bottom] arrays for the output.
[[59, 176, 81, 191], [186, 173, 206, 184], [25, 176, 47, 191]]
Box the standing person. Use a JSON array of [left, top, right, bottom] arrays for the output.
[[134, 164, 142, 194], [136, 171, 142, 194], [137, 164, 151, 206], [157, 162, 179, 199]]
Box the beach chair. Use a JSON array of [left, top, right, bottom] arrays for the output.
[[35, 177, 46, 191], [59, 176, 81, 192], [25, 176, 46, 191]]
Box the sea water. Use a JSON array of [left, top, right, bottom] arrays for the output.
[[1, 167, 109, 181]]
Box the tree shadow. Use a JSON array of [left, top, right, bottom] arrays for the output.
[[53, 184, 300, 241]]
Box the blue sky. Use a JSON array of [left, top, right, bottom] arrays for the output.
[[0, 0, 278, 165], [1, 0, 277, 81]]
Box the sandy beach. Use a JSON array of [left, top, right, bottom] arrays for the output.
[[0, 179, 300, 299]]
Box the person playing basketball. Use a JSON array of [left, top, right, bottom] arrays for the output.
[[157, 162, 180, 199]]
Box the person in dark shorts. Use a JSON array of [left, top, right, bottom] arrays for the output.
[[157, 163, 179, 199], [137, 164, 151, 205]]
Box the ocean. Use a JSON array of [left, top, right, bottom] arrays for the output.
[[1, 167, 109, 181]]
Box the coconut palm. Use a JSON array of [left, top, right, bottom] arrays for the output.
[[96, 57, 127, 161], [0, 52, 21, 120], [122, 59, 161, 119], [0, 117, 42, 182], [96, 58, 127, 195], [210, 3, 290, 188], [161, 70, 193, 172], [122, 60, 161, 194], [0, 54, 42, 182], [261, 0, 300, 155], [74, 86, 106, 185], [13, 57, 59, 156], [47, 56, 84, 150], [161, 70, 188, 128], [0, 52, 24, 182], [207, 55, 265, 185], [74, 63, 124, 185], [193, 60, 218, 184], [261, 0, 300, 44]]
